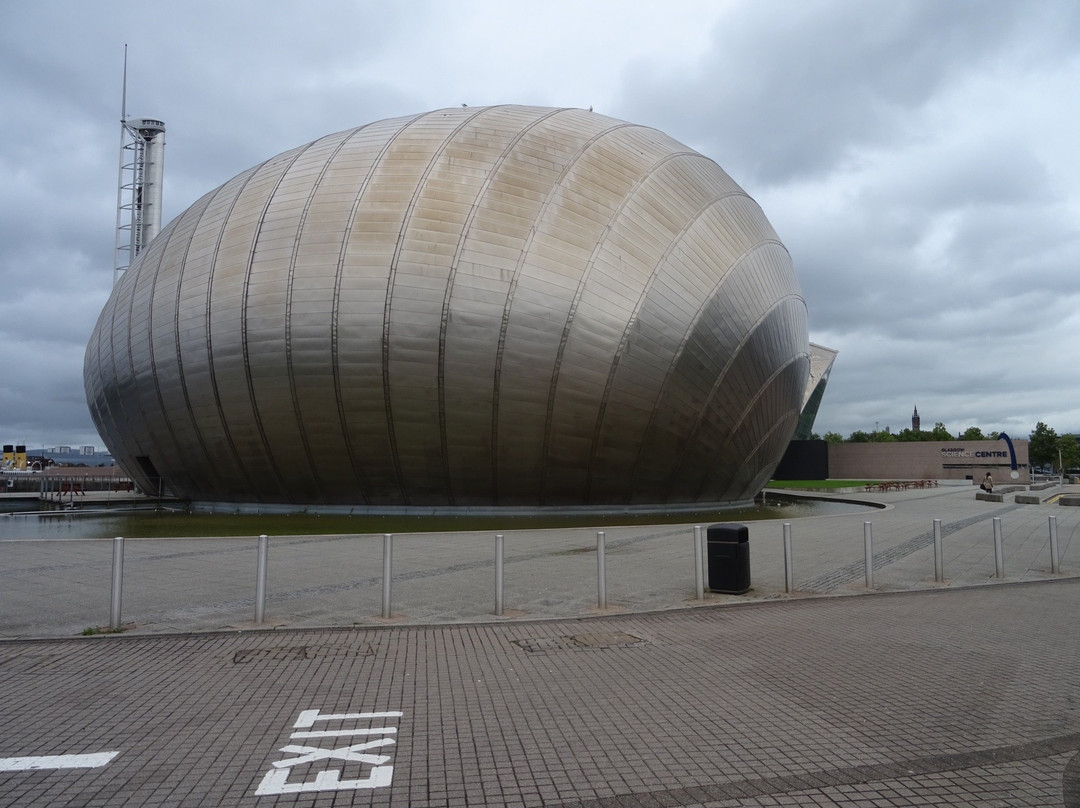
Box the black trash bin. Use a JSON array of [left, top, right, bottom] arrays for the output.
[[706, 523, 750, 594]]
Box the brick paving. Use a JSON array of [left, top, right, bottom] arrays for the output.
[[1, 581, 1078, 806], [2, 483, 1080, 806]]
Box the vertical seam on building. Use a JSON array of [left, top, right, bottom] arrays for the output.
[[537, 138, 698, 502], [628, 238, 788, 498], [489, 116, 635, 502], [170, 184, 247, 497], [437, 105, 567, 503], [285, 129, 366, 502], [331, 113, 425, 506], [142, 218, 185, 478], [382, 106, 493, 505], [202, 164, 272, 498], [583, 176, 745, 502], [239, 145, 313, 501], [664, 290, 805, 501]]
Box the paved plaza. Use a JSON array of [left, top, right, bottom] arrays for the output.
[[1, 482, 1079, 806]]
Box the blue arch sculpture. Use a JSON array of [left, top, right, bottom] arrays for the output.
[[998, 432, 1019, 475]]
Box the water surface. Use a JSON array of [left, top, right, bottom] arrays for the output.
[[0, 494, 877, 541]]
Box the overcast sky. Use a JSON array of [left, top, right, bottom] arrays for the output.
[[2, 0, 1078, 451]]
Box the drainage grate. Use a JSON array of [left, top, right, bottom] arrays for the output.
[[512, 632, 644, 653], [569, 631, 644, 648], [0, 652, 65, 673], [232, 644, 375, 664]]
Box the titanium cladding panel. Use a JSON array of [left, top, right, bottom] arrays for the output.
[[85, 105, 810, 510]]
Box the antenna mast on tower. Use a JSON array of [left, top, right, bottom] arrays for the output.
[[114, 45, 165, 285]]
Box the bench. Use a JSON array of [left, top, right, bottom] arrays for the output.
[[864, 480, 939, 493]]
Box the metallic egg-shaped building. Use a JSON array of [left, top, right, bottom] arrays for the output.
[[85, 105, 810, 511]]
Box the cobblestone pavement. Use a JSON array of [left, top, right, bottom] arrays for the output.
[[1, 580, 1078, 806], [2, 484, 1080, 806]]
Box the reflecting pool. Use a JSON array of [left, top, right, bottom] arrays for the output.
[[0, 494, 878, 541]]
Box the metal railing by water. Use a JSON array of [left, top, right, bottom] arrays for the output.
[[91, 515, 1067, 632]]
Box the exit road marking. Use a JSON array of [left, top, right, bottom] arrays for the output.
[[0, 752, 119, 771]]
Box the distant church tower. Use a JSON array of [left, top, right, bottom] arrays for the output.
[[912, 405, 920, 432]]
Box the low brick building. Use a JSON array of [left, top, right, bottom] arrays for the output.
[[777, 439, 1030, 483]]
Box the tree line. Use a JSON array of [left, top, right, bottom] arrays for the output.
[[814, 421, 1080, 472]]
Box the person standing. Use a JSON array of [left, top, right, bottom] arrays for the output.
[[982, 472, 994, 492]]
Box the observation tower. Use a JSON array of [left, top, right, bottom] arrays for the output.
[[113, 47, 165, 284]]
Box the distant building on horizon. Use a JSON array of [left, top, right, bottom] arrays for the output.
[[4, 442, 112, 468], [39, 447, 114, 466]]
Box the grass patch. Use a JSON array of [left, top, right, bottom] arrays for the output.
[[62, 504, 827, 538], [81, 626, 126, 636]]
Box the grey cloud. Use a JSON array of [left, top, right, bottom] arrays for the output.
[[2, 0, 1078, 449], [617, 0, 1077, 187]]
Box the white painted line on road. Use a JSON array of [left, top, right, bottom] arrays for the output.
[[290, 727, 398, 739], [0, 752, 119, 771], [292, 709, 402, 728]]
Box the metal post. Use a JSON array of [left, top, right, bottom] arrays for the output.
[[933, 519, 943, 583], [597, 530, 607, 609], [1049, 516, 1060, 574], [495, 533, 505, 616], [863, 521, 874, 588], [254, 534, 269, 624], [993, 517, 1004, 578], [382, 533, 393, 619], [109, 536, 124, 631], [693, 525, 705, 600], [783, 522, 794, 594]]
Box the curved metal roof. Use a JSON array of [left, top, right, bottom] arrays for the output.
[[85, 105, 809, 511]]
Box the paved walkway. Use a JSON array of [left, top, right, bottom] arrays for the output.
[[1, 483, 1079, 806]]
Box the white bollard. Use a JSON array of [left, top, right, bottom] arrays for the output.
[[109, 536, 125, 631], [993, 517, 1004, 578], [933, 519, 943, 583], [255, 534, 269, 624], [1049, 516, 1060, 574], [495, 533, 505, 615], [864, 522, 874, 588], [597, 531, 607, 609], [694, 525, 705, 600], [382, 533, 393, 618], [783, 522, 794, 594]]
